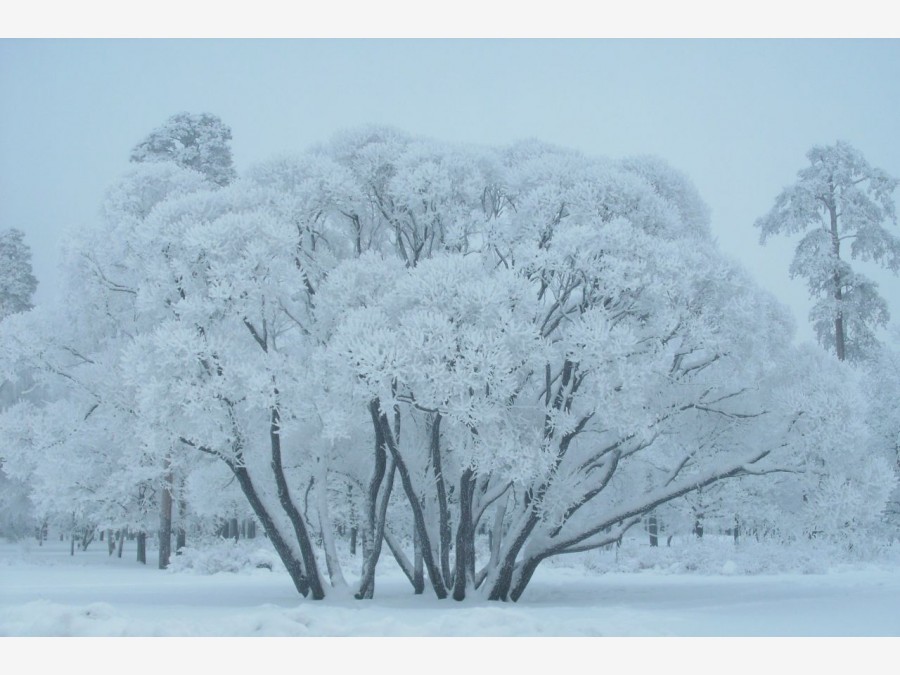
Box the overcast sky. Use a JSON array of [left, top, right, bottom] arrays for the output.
[[1, 39, 898, 343]]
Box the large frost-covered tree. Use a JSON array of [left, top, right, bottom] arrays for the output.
[[1, 127, 892, 600], [755, 142, 899, 361], [130, 112, 237, 187]]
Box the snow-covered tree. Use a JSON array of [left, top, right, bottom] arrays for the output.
[[2, 127, 892, 602], [863, 329, 900, 536], [0, 227, 39, 540], [0, 228, 38, 318], [755, 142, 899, 361], [130, 112, 237, 187]]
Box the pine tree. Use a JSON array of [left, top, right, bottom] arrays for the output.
[[0, 229, 38, 319], [755, 141, 899, 361], [130, 112, 236, 187]]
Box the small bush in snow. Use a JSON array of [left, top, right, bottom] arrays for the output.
[[167, 539, 282, 575]]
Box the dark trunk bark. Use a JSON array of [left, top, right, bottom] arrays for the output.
[[350, 527, 357, 555], [510, 556, 543, 602], [452, 468, 476, 601], [488, 512, 540, 601], [413, 526, 424, 594], [268, 403, 325, 599], [136, 532, 146, 564], [159, 471, 173, 570], [107, 529, 115, 556], [231, 463, 310, 597], [429, 413, 453, 588], [648, 514, 658, 547], [176, 494, 187, 553], [176, 528, 186, 554], [829, 200, 846, 361], [358, 403, 389, 599], [375, 401, 447, 599], [117, 529, 125, 558]]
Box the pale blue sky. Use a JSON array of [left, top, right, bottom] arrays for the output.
[[2, 39, 899, 343]]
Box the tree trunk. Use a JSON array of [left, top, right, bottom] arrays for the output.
[[176, 494, 187, 554], [358, 405, 389, 599], [230, 517, 239, 542], [648, 514, 659, 547], [487, 496, 508, 574], [117, 529, 125, 558], [429, 414, 453, 588], [315, 459, 347, 589], [486, 510, 540, 601], [176, 527, 186, 554], [268, 402, 325, 599], [230, 463, 311, 597], [136, 532, 146, 564], [452, 468, 476, 601], [107, 529, 116, 556], [510, 556, 543, 602], [159, 472, 173, 570], [413, 526, 424, 595], [829, 200, 846, 361], [350, 526, 357, 555], [375, 403, 447, 599]]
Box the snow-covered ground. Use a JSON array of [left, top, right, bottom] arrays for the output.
[[2, 538, 899, 637]]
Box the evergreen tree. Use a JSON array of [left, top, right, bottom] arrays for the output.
[[755, 141, 899, 361], [0, 228, 38, 319], [130, 112, 236, 187]]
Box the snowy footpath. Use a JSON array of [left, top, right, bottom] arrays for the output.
[[2, 540, 899, 637]]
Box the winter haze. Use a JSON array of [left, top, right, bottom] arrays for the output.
[[3, 40, 899, 339]]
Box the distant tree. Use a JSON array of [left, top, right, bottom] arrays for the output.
[[863, 329, 900, 536], [0, 228, 39, 541], [0, 228, 38, 319], [755, 141, 899, 361], [130, 112, 236, 187]]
